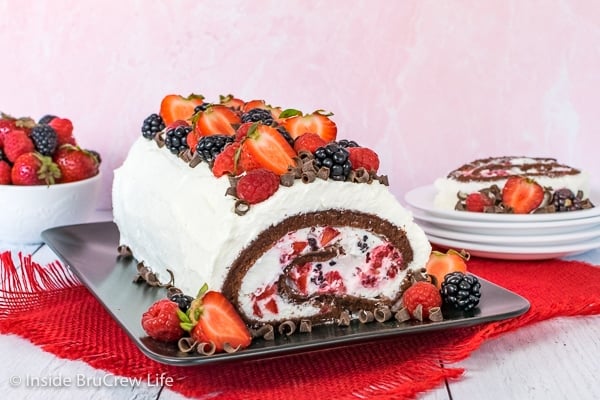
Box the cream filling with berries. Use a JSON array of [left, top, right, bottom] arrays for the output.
[[113, 138, 431, 320]]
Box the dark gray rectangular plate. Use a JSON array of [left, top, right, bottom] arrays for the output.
[[42, 222, 530, 366]]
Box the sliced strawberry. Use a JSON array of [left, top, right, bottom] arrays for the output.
[[289, 263, 311, 295], [242, 99, 267, 113], [425, 249, 468, 289], [159, 94, 204, 126], [465, 192, 494, 212], [219, 94, 245, 110], [264, 298, 278, 314], [291, 241, 308, 255], [234, 122, 254, 142], [319, 271, 346, 294], [320, 226, 340, 246], [194, 104, 240, 137], [501, 176, 544, 214], [281, 109, 337, 142], [242, 124, 296, 175], [238, 146, 262, 172]]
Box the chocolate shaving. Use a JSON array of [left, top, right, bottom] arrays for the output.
[[353, 168, 370, 183], [278, 320, 297, 336], [226, 186, 237, 198], [301, 170, 316, 183], [358, 309, 374, 324], [299, 319, 312, 333], [188, 153, 202, 168], [337, 310, 351, 326], [429, 307, 443, 322], [153, 132, 165, 148], [297, 150, 314, 162], [177, 337, 196, 353], [197, 341, 216, 356], [117, 245, 133, 258], [413, 304, 423, 321], [167, 286, 183, 297], [374, 306, 392, 322], [316, 166, 330, 180], [223, 343, 242, 353], [234, 200, 250, 215], [280, 172, 295, 187], [301, 159, 317, 174], [132, 263, 173, 287], [377, 175, 389, 186], [179, 149, 193, 163], [394, 308, 411, 322], [251, 324, 275, 340]]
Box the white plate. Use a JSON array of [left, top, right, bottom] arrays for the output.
[[412, 211, 600, 236], [418, 221, 600, 247], [405, 185, 600, 222], [425, 233, 600, 260]]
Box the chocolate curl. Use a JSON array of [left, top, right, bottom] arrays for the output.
[[394, 308, 411, 323], [316, 166, 330, 180], [188, 153, 202, 168], [179, 149, 193, 163], [301, 170, 316, 184], [301, 159, 317, 174], [196, 341, 217, 356], [353, 168, 370, 183], [429, 307, 443, 322], [413, 304, 424, 322], [234, 200, 250, 216], [297, 150, 314, 162], [167, 286, 183, 297], [153, 132, 165, 148], [223, 343, 242, 353], [280, 172, 295, 187], [337, 310, 351, 327], [251, 324, 275, 341], [374, 306, 392, 323], [278, 320, 297, 336], [377, 174, 389, 186], [225, 186, 237, 198], [287, 164, 302, 179], [177, 337, 196, 353], [358, 309, 375, 324], [299, 319, 312, 333], [117, 245, 133, 258]]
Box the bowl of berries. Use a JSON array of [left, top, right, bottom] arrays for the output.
[[0, 113, 102, 245]]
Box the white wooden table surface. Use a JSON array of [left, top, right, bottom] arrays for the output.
[[1, 211, 599, 400]]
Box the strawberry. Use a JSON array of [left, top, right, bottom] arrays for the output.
[[318, 271, 346, 294], [289, 263, 311, 295], [3, 130, 35, 163], [347, 147, 380, 173], [0, 113, 35, 146], [234, 122, 254, 142], [53, 144, 100, 183], [48, 117, 76, 146], [280, 109, 337, 142], [320, 226, 340, 246], [0, 160, 11, 184], [212, 142, 240, 177], [242, 124, 296, 175], [293, 133, 327, 153], [194, 104, 240, 137], [141, 299, 185, 342], [402, 281, 442, 320], [219, 94, 245, 110], [425, 249, 468, 289], [242, 99, 267, 113], [501, 176, 544, 214], [238, 146, 262, 172], [236, 168, 280, 204], [180, 284, 252, 352], [11, 152, 61, 185], [465, 192, 494, 212], [159, 93, 205, 126]]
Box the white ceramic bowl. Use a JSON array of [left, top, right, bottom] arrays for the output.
[[0, 173, 102, 245]]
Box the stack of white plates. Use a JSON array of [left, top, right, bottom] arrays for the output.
[[404, 185, 600, 260]]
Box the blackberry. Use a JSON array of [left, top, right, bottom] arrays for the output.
[[195, 134, 234, 163], [337, 139, 359, 148], [241, 108, 274, 125], [30, 124, 58, 156], [276, 125, 295, 148], [164, 125, 192, 154], [313, 142, 352, 181], [169, 293, 194, 312], [440, 272, 481, 311], [38, 114, 56, 124], [141, 113, 165, 139], [551, 188, 584, 212], [194, 103, 211, 113]]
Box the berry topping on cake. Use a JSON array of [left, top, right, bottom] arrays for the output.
[[313, 142, 352, 181], [38, 114, 57, 124], [141, 298, 185, 342], [219, 94, 244, 110], [180, 284, 252, 352], [465, 191, 494, 212], [141, 113, 166, 139], [347, 147, 380, 173], [242, 99, 267, 112], [425, 249, 468, 289], [11, 152, 61, 185], [193, 104, 240, 136], [3, 129, 35, 163], [236, 168, 280, 204], [337, 139, 359, 148], [212, 142, 241, 178], [402, 281, 442, 320], [53, 144, 100, 183], [241, 108, 274, 125], [164, 123, 192, 154], [293, 133, 327, 153], [196, 134, 235, 163], [501, 176, 545, 214], [440, 272, 482, 311], [160, 93, 204, 126], [242, 123, 296, 175], [551, 188, 587, 212], [169, 293, 195, 312], [280, 109, 337, 142]]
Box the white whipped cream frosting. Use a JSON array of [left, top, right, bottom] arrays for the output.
[[113, 138, 431, 300]]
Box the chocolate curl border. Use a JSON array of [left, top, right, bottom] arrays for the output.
[[278, 320, 297, 336]]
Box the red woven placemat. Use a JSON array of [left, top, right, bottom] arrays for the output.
[[1, 251, 599, 399]]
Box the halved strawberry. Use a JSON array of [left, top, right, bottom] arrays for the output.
[[219, 94, 245, 110], [242, 99, 267, 113], [242, 123, 296, 175], [159, 94, 204, 126], [194, 105, 240, 137], [425, 249, 469, 289], [281, 109, 337, 142], [181, 285, 251, 352], [501, 176, 544, 214]]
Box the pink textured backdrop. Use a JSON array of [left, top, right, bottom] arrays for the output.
[[1, 0, 599, 210]]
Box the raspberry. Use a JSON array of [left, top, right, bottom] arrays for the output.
[[293, 133, 327, 153], [402, 281, 442, 320], [212, 142, 240, 177], [235, 122, 254, 142], [236, 168, 280, 204], [141, 299, 185, 342], [347, 147, 380, 173], [0, 160, 11, 184], [465, 192, 494, 212]]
